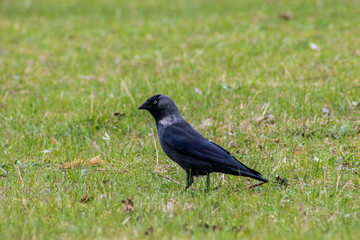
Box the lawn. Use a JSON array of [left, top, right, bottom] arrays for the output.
[[0, 0, 360, 239]]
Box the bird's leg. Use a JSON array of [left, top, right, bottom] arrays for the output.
[[185, 171, 193, 191], [206, 173, 210, 192]]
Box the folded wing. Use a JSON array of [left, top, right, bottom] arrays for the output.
[[163, 125, 268, 182]]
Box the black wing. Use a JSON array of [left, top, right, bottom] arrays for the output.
[[163, 125, 261, 175]]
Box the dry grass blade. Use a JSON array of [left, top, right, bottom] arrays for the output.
[[16, 166, 25, 187]]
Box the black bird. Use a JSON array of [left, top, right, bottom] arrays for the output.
[[138, 94, 269, 191]]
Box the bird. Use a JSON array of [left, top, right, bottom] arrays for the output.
[[138, 94, 269, 191]]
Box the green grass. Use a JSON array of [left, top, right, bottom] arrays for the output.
[[1, 0, 360, 239]]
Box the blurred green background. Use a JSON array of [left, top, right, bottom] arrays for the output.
[[0, 0, 359, 239]]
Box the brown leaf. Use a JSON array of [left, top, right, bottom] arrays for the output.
[[122, 197, 134, 212], [89, 155, 104, 165], [59, 159, 85, 168], [275, 175, 288, 187], [58, 155, 104, 169], [279, 12, 292, 21], [144, 227, 154, 235], [113, 112, 126, 118], [80, 194, 94, 203], [202, 224, 222, 231]]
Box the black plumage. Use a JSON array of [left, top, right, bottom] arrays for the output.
[[138, 94, 268, 191]]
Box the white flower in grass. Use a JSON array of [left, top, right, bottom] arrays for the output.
[[41, 148, 53, 153], [103, 132, 110, 141], [309, 43, 320, 51], [194, 88, 202, 95]]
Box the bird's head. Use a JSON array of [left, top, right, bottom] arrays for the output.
[[138, 94, 181, 121]]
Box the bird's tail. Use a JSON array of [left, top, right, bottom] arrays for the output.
[[232, 160, 269, 183], [239, 170, 269, 183]]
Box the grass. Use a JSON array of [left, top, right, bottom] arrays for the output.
[[1, 0, 360, 239]]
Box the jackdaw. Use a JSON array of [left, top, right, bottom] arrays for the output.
[[138, 94, 269, 191]]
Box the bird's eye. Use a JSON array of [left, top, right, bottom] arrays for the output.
[[153, 100, 158, 105]]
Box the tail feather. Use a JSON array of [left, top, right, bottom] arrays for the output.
[[233, 157, 269, 183], [224, 160, 268, 183], [239, 170, 269, 183], [217, 163, 269, 183]]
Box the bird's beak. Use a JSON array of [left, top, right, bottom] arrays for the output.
[[137, 101, 148, 110]]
